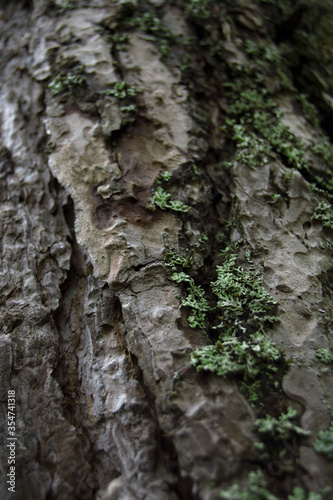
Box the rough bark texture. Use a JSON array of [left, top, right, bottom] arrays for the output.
[[1, 0, 333, 499]]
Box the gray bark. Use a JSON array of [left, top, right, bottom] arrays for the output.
[[0, 0, 333, 499]]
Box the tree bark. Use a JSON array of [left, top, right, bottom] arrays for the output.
[[1, 0, 333, 499]]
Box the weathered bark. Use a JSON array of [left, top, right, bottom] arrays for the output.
[[0, 0, 333, 499]]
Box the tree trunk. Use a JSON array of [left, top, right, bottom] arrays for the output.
[[1, 0, 333, 499]]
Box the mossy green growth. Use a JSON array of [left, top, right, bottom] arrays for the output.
[[95, 26, 129, 50], [220, 470, 276, 500], [95, 26, 129, 51], [48, 66, 86, 96], [164, 250, 192, 271], [221, 121, 271, 170], [316, 348, 333, 364], [298, 94, 321, 130], [314, 423, 333, 459], [150, 187, 190, 212], [221, 66, 307, 171], [120, 104, 138, 114], [191, 333, 281, 380], [123, 11, 177, 56], [124, 11, 164, 33], [47, 0, 75, 14], [222, 39, 333, 200], [288, 488, 329, 500], [157, 171, 172, 183], [211, 249, 278, 334], [151, 186, 171, 209], [189, 248, 282, 401], [254, 407, 311, 440], [220, 469, 327, 500], [172, 272, 209, 330], [311, 201, 333, 229], [106, 81, 141, 99], [311, 137, 333, 169], [57, 1, 75, 13], [184, 0, 213, 20]]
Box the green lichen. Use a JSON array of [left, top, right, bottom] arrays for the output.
[[184, 0, 213, 20], [186, 248, 283, 403], [57, 1, 75, 13], [211, 249, 279, 334], [164, 250, 192, 271], [123, 11, 178, 56], [288, 488, 328, 500], [177, 55, 192, 71], [221, 66, 307, 172], [48, 66, 86, 96], [105, 82, 141, 125], [151, 186, 171, 209], [316, 348, 333, 364], [124, 11, 164, 32], [254, 407, 311, 440], [311, 138, 333, 169], [220, 470, 275, 500], [172, 272, 209, 330], [312, 201, 333, 229], [157, 171, 172, 183], [220, 469, 327, 500], [95, 27, 129, 50], [105, 81, 141, 99], [47, 0, 75, 14], [150, 187, 190, 213], [120, 104, 138, 114], [191, 333, 281, 380], [220, 39, 333, 211], [169, 200, 191, 212], [298, 94, 321, 130], [314, 423, 333, 460]]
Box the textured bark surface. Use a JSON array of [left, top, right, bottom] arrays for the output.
[[1, 0, 333, 499]]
